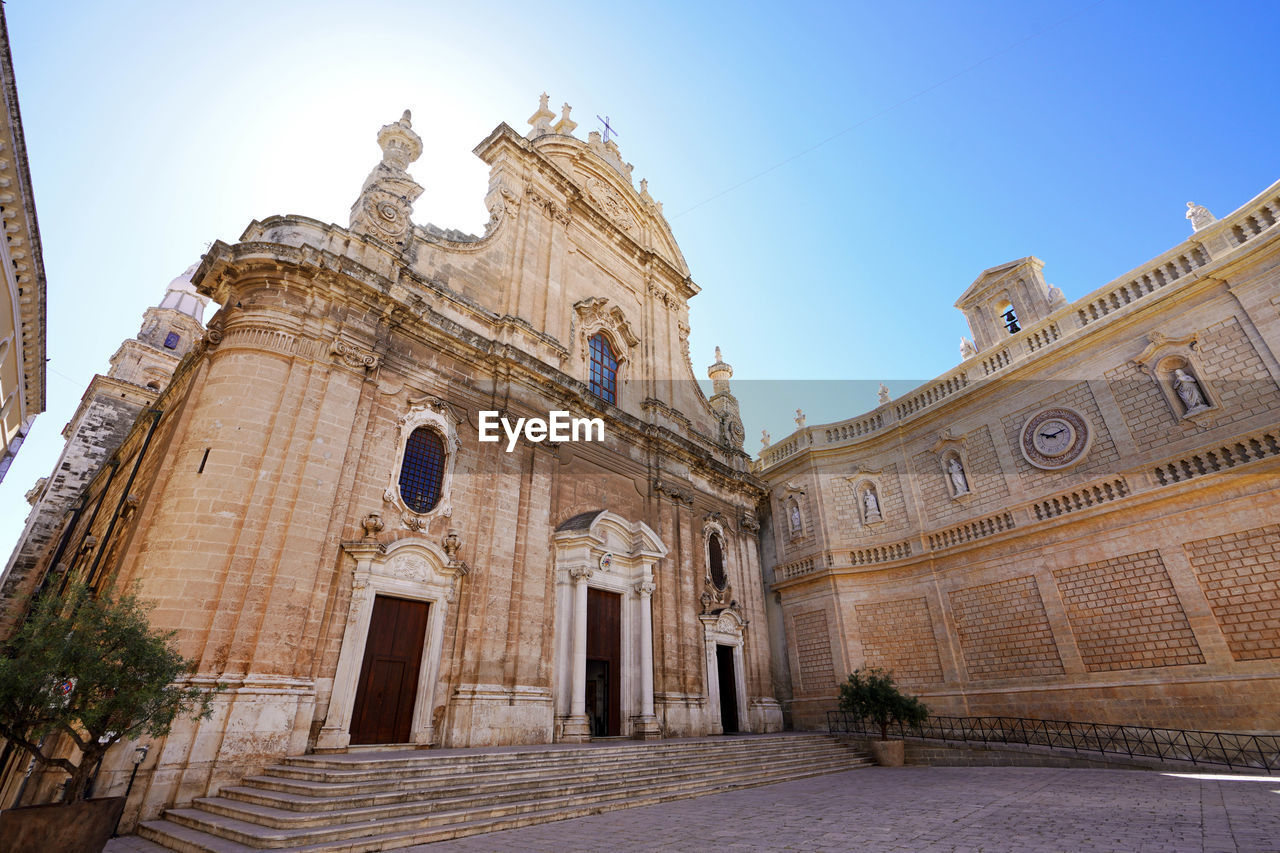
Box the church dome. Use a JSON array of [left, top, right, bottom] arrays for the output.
[[158, 263, 210, 319]]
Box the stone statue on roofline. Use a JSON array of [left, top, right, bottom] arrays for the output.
[[1186, 202, 1216, 232]]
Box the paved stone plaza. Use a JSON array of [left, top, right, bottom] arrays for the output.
[[410, 766, 1279, 852]]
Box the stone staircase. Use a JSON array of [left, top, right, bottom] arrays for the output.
[[136, 733, 869, 851]]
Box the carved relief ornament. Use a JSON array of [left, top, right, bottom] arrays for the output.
[[330, 338, 380, 371], [585, 176, 636, 233], [573, 297, 639, 363]]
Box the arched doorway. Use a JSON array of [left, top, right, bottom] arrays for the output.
[[552, 511, 667, 741]]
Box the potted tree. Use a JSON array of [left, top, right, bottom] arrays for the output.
[[837, 666, 928, 767], [0, 583, 215, 853]]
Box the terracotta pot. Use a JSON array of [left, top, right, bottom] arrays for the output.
[[868, 739, 905, 767], [0, 796, 126, 853]]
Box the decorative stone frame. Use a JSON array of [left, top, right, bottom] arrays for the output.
[[316, 537, 468, 750], [779, 482, 806, 541], [1134, 331, 1218, 422], [1019, 406, 1094, 471], [700, 516, 734, 614], [846, 468, 885, 526], [573, 297, 638, 406], [383, 396, 461, 530], [703, 518, 729, 591], [552, 511, 667, 742], [931, 430, 973, 501], [700, 607, 748, 735]]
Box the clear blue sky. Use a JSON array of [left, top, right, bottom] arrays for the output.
[[2, 0, 1278, 550]]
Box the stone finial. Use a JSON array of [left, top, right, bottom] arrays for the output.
[[554, 102, 578, 136], [443, 528, 462, 562], [761, 429, 771, 449], [376, 110, 423, 171], [795, 409, 806, 429], [361, 512, 385, 539], [528, 92, 555, 139], [350, 111, 425, 245], [708, 346, 733, 395], [1186, 201, 1216, 232], [877, 383, 890, 405]]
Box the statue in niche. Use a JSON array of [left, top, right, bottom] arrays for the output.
[[1172, 368, 1209, 414], [789, 501, 802, 534], [863, 487, 882, 522], [1185, 202, 1216, 232], [948, 456, 970, 496]]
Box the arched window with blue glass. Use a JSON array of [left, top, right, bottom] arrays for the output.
[[588, 332, 619, 405], [399, 427, 445, 514]]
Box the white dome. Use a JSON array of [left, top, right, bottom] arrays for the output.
[[158, 263, 209, 319]]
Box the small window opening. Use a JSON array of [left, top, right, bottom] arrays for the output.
[[709, 533, 727, 590]]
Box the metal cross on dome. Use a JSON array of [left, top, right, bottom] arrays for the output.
[[597, 114, 619, 143]]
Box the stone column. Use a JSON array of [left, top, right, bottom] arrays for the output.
[[562, 565, 593, 742], [632, 578, 661, 739]]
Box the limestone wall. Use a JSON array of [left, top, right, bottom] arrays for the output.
[[764, 180, 1280, 734]]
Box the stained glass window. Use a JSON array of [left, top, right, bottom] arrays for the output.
[[588, 332, 618, 405], [399, 427, 445, 513]]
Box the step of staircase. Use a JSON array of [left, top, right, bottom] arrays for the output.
[[137, 733, 870, 851]]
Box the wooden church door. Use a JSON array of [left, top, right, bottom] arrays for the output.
[[350, 595, 430, 744]]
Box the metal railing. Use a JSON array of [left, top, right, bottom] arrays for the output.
[[827, 712, 1280, 774]]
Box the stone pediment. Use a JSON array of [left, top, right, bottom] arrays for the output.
[[526, 131, 691, 280]]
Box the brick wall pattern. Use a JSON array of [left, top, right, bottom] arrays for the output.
[[854, 596, 945, 686], [949, 575, 1065, 680], [1052, 549, 1204, 671], [1185, 523, 1280, 661], [793, 609, 836, 691]]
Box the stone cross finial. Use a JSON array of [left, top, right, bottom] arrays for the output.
[[1186, 202, 1216, 232], [554, 102, 578, 136], [528, 92, 556, 139]]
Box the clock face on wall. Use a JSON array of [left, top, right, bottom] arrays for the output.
[[1020, 407, 1092, 470]]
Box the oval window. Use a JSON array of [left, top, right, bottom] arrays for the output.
[[399, 427, 445, 513], [708, 533, 727, 590]]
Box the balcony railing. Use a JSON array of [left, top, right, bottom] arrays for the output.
[[827, 712, 1279, 774]]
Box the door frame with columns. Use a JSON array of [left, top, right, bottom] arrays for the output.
[[552, 510, 667, 741], [317, 537, 467, 750], [700, 608, 749, 735]]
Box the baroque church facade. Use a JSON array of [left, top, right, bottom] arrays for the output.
[[1, 99, 777, 817], [1, 95, 1277, 825]]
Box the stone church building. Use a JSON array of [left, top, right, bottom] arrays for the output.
[[1, 96, 1277, 824]]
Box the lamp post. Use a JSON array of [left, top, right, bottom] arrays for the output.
[[112, 744, 148, 837]]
